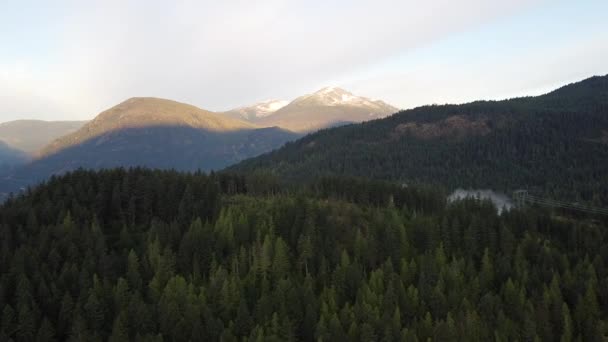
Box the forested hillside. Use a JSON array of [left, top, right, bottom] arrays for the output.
[[1, 169, 607, 341], [230, 75, 608, 204]]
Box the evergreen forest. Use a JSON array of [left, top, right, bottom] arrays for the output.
[[0, 169, 607, 341]]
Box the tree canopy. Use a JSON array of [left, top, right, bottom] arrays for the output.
[[0, 168, 607, 341]]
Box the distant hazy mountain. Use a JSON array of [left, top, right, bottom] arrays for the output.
[[223, 99, 289, 121], [1, 97, 298, 193], [0, 120, 87, 155], [221, 87, 398, 132], [255, 87, 397, 132], [0, 141, 28, 200], [0, 140, 27, 166], [229, 75, 608, 203]]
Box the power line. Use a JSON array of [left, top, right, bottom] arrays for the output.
[[514, 190, 608, 216]]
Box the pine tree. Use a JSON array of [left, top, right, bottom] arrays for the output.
[[109, 311, 129, 342], [57, 292, 74, 336], [360, 322, 377, 342], [328, 313, 346, 341], [234, 301, 253, 337], [297, 234, 313, 275], [480, 248, 494, 290], [16, 302, 36, 341], [127, 249, 142, 291], [560, 303, 573, 342], [260, 234, 273, 281], [36, 316, 56, 342], [1, 305, 16, 337], [272, 237, 290, 280]]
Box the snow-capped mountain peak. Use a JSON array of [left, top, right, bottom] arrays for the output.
[[293, 87, 394, 111], [223, 86, 399, 132], [312, 87, 358, 105]]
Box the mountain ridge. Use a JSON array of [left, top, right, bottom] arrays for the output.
[[0, 97, 299, 195], [39, 97, 258, 158], [228, 74, 608, 203]]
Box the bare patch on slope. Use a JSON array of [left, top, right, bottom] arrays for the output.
[[393, 115, 492, 140]]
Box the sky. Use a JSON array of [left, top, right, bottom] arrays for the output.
[[0, 0, 607, 122]]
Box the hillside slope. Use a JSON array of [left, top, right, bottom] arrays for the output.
[[0, 97, 298, 194], [39, 97, 258, 157], [230, 75, 608, 203]]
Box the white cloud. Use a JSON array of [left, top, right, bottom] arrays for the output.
[[0, 0, 589, 122], [342, 17, 608, 110]]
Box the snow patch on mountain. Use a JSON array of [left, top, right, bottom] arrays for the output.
[[257, 100, 289, 115], [293, 87, 397, 113], [227, 99, 289, 120]]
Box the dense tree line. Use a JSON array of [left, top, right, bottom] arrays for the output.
[[231, 75, 608, 205], [0, 169, 607, 341]]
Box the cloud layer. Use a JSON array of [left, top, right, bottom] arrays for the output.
[[1, 0, 606, 121]]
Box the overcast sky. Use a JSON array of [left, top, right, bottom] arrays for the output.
[[1, 0, 607, 122]]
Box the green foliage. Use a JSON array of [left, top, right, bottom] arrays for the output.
[[0, 168, 607, 341]]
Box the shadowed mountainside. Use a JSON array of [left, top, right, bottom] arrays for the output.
[[0, 97, 299, 194], [39, 97, 258, 158], [229, 75, 608, 203], [0, 140, 28, 167]]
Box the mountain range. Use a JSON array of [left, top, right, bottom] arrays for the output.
[[0, 87, 397, 195], [3, 76, 607, 204], [0, 97, 299, 194], [230, 75, 608, 203]]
